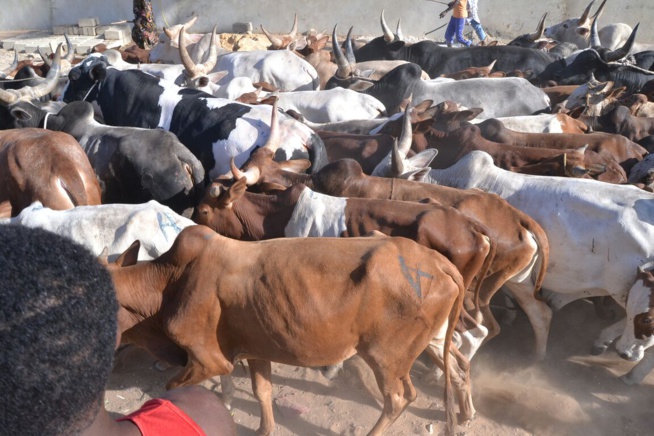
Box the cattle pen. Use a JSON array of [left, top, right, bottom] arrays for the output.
[[1, 1, 654, 435]]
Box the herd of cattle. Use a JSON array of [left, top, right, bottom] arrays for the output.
[[2, 1, 654, 433]]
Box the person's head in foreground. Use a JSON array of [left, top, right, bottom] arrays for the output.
[[0, 225, 235, 435]]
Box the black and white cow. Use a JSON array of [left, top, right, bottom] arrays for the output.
[[11, 101, 205, 216], [61, 55, 328, 179]]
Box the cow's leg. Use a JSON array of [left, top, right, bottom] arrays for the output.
[[621, 351, 654, 385], [366, 367, 412, 436], [167, 346, 234, 389], [424, 336, 475, 423], [503, 281, 553, 360], [248, 359, 275, 436], [592, 317, 626, 355], [220, 375, 235, 410]]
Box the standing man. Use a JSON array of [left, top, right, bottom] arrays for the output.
[[467, 0, 489, 45], [440, 0, 472, 47]]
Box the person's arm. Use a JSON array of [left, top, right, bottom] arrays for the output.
[[439, 0, 460, 19]]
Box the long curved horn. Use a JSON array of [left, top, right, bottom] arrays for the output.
[[289, 13, 298, 37], [38, 47, 52, 67], [380, 9, 394, 43], [0, 43, 62, 104], [391, 139, 405, 177], [398, 102, 413, 156], [230, 157, 261, 185], [344, 26, 356, 65], [591, 0, 608, 20], [261, 24, 284, 49], [578, 0, 595, 26], [590, 15, 602, 47], [263, 96, 281, 152], [528, 13, 547, 42], [395, 19, 404, 42], [603, 23, 638, 62], [63, 33, 75, 62], [179, 26, 201, 77], [0, 50, 18, 78], [200, 26, 219, 73], [332, 25, 352, 78], [183, 16, 198, 30]]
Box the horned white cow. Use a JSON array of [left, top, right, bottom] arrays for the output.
[[375, 150, 654, 366], [6, 201, 195, 261]]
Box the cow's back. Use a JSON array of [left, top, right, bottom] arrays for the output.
[[0, 129, 101, 216], [202, 234, 463, 365]]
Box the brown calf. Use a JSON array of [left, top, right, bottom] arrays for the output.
[[0, 129, 101, 216], [109, 225, 466, 435]]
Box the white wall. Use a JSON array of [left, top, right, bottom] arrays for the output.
[[1, 0, 652, 43]]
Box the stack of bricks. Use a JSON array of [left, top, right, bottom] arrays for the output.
[[52, 18, 132, 46]]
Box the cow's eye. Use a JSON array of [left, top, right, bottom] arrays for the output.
[[641, 318, 653, 324], [563, 24, 569, 29], [69, 69, 81, 81]]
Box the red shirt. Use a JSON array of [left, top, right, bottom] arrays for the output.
[[117, 398, 206, 436]]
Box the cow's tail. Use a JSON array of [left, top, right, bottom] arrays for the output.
[[444, 268, 464, 436], [472, 235, 497, 311], [306, 131, 329, 173], [523, 216, 550, 301]]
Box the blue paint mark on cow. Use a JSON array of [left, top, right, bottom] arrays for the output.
[[398, 255, 433, 299], [157, 212, 183, 240]]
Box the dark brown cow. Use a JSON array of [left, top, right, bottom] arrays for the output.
[[108, 224, 467, 435], [472, 116, 647, 174], [508, 147, 592, 178], [542, 85, 580, 107], [318, 131, 397, 174], [412, 123, 627, 183], [0, 128, 101, 217], [579, 105, 654, 143]]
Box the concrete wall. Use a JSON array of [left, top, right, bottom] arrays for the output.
[[1, 0, 652, 43]]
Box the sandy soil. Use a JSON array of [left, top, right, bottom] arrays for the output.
[[106, 298, 653, 435]]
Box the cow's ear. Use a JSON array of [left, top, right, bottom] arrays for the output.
[[9, 107, 31, 121], [279, 159, 311, 173], [207, 71, 228, 84], [115, 240, 141, 267], [348, 80, 375, 92], [576, 26, 590, 36], [258, 181, 288, 193], [222, 177, 247, 207], [536, 41, 549, 50]]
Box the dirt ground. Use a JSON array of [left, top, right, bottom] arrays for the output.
[[106, 298, 653, 436], [1, 31, 653, 436]]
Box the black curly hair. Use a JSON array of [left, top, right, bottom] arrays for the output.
[[0, 225, 118, 435]]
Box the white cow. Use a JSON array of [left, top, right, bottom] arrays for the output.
[[375, 149, 654, 364], [6, 201, 195, 261], [470, 113, 587, 134]]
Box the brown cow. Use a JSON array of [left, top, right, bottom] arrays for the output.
[[439, 61, 497, 80], [194, 176, 493, 357], [92, 43, 151, 64], [508, 147, 592, 178], [0, 129, 101, 217], [473, 118, 646, 174], [108, 224, 467, 435], [579, 105, 654, 143], [234, 139, 550, 358], [412, 122, 627, 183]]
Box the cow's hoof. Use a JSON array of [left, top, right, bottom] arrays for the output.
[[590, 345, 607, 356], [320, 364, 342, 380], [154, 360, 170, 371]]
